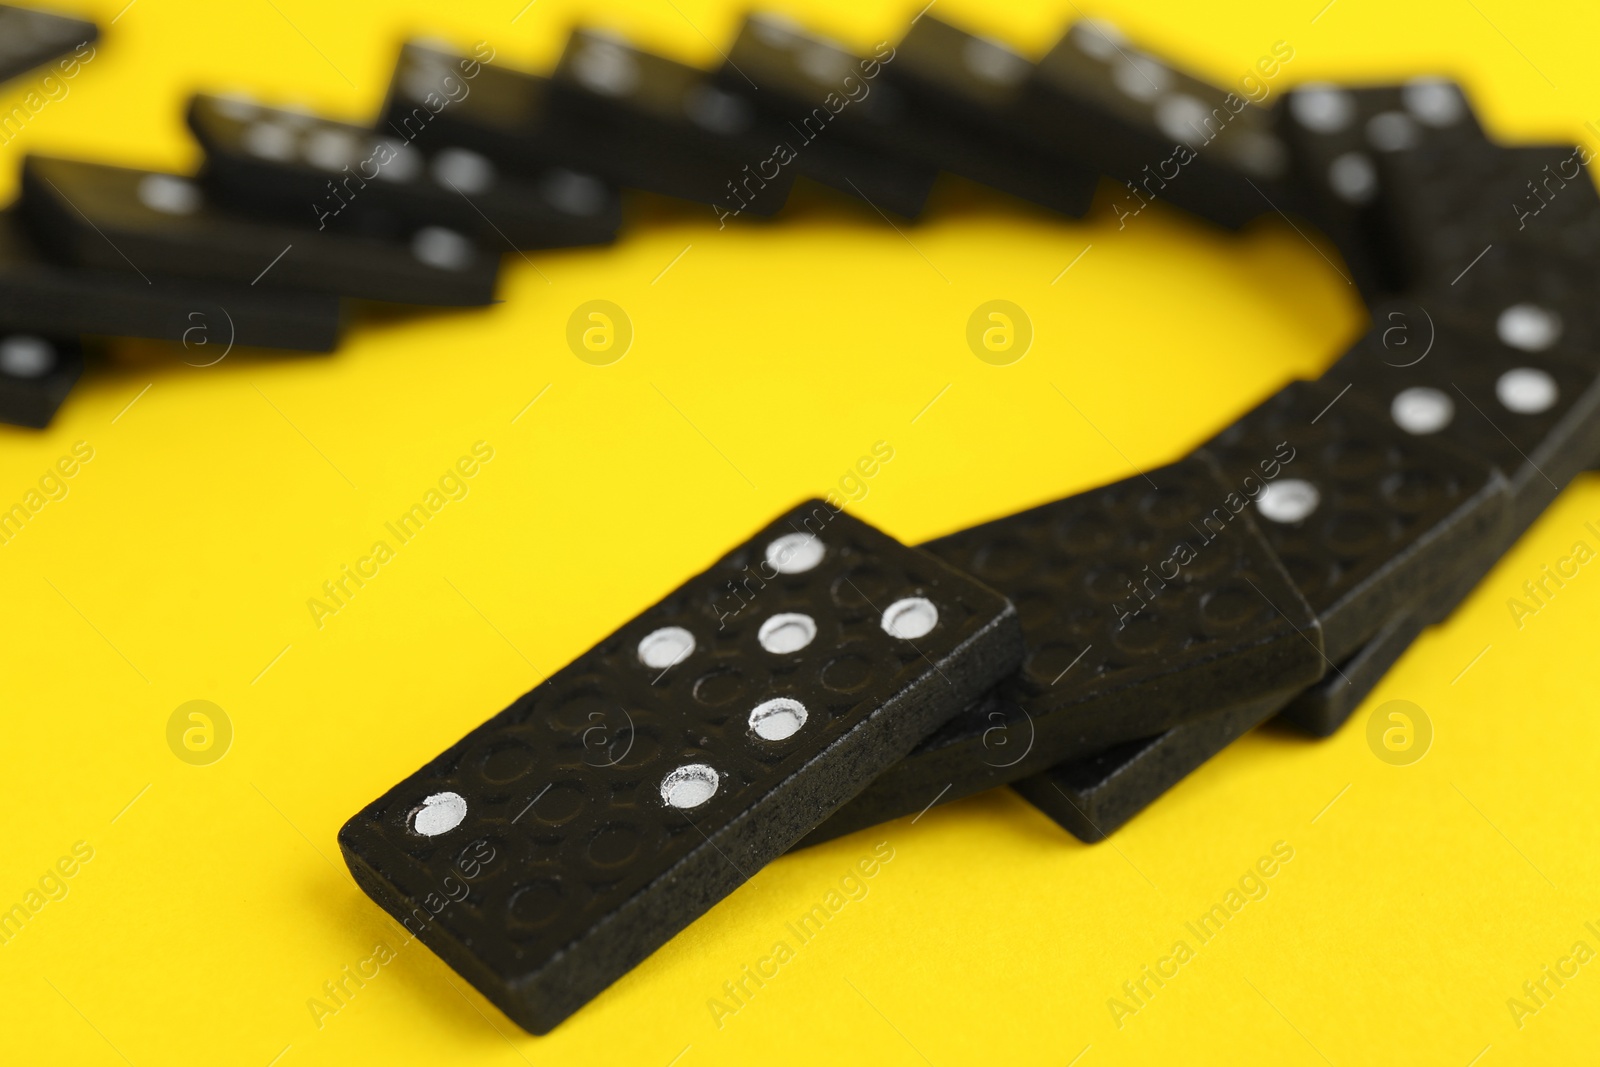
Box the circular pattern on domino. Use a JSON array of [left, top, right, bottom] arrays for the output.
[[338, 500, 1010, 968]]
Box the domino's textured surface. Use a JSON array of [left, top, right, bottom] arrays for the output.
[[548, 28, 795, 217], [1328, 311, 1600, 539], [1012, 685, 1299, 842], [883, 15, 1098, 216], [1204, 379, 1508, 663], [1277, 78, 1487, 297], [1277, 530, 1500, 738], [802, 454, 1324, 846], [1021, 18, 1293, 229], [187, 93, 621, 250], [1421, 242, 1600, 370], [1379, 142, 1598, 286], [9, 1, 1600, 1063], [377, 40, 568, 174], [1277, 606, 1428, 736], [714, 15, 939, 219], [0, 212, 341, 351], [339, 501, 1022, 1033], [20, 155, 500, 306]]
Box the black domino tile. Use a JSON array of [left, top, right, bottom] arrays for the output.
[[880, 14, 1098, 215], [798, 454, 1326, 848], [545, 28, 795, 217], [0, 211, 341, 351], [1019, 17, 1294, 229], [1274, 310, 1600, 740], [1204, 379, 1508, 665], [1326, 309, 1600, 542], [1012, 684, 1300, 842], [0, 4, 96, 85], [377, 40, 569, 174], [0, 332, 80, 427], [1378, 141, 1599, 291], [187, 94, 621, 250], [1028, 343, 1535, 815], [711, 14, 937, 218], [20, 155, 500, 306], [1277, 78, 1488, 297], [1278, 542, 1489, 738], [1420, 242, 1600, 375], [1421, 538, 1498, 625], [339, 500, 1023, 1034], [1509, 145, 1600, 263], [1276, 607, 1427, 737], [1373, 141, 1600, 371], [706, 15, 957, 219]]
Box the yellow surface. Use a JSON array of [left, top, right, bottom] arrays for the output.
[[2, 0, 1598, 1062]]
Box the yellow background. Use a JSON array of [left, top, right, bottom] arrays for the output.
[[3, 0, 1598, 1062]]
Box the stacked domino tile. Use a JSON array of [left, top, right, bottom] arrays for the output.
[[0, 7, 1593, 445], [0, 4, 95, 426], [2, 2, 1595, 1034], [338, 14, 1600, 1033]]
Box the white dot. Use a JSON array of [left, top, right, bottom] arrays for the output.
[[210, 93, 260, 122], [573, 39, 640, 97], [401, 62, 451, 103], [304, 127, 361, 172], [962, 37, 1028, 86], [412, 36, 462, 56], [0, 336, 55, 378], [1228, 130, 1288, 179], [1154, 93, 1210, 143], [798, 43, 853, 85], [411, 791, 467, 836], [272, 104, 318, 128], [1257, 479, 1321, 524], [748, 698, 808, 741], [1497, 303, 1562, 352], [1497, 367, 1559, 414], [1390, 386, 1454, 434], [660, 764, 718, 809], [242, 120, 298, 162], [137, 175, 202, 216], [372, 141, 421, 183], [1328, 151, 1377, 204], [1290, 84, 1355, 133], [682, 85, 753, 136], [765, 533, 824, 574], [431, 147, 496, 194], [758, 613, 817, 654], [638, 626, 695, 670], [541, 169, 607, 216], [1402, 77, 1466, 127], [882, 597, 938, 640], [1365, 111, 1418, 152], [1072, 19, 1127, 61], [749, 12, 805, 48], [1112, 53, 1170, 101], [411, 226, 475, 271]]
